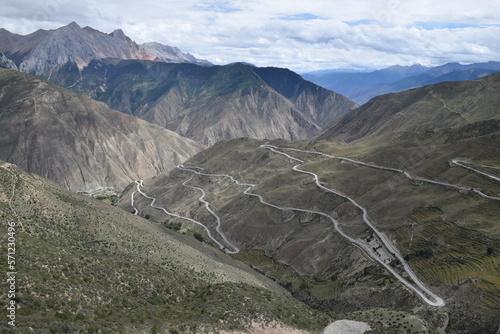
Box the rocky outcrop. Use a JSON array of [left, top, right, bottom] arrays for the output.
[[0, 53, 17, 70], [141, 42, 211, 64]]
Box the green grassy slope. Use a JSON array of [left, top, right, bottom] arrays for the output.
[[0, 161, 331, 333]]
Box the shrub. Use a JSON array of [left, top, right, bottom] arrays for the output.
[[194, 232, 204, 242]]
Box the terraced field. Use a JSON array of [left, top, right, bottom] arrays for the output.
[[405, 216, 500, 309]]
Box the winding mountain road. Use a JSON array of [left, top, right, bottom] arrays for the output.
[[262, 145, 500, 201], [178, 156, 445, 307], [451, 159, 500, 182], [130, 190, 139, 215], [179, 172, 240, 254], [132, 180, 239, 253], [259, 145, 445, 307], [249, 144, 499, 305], [128, 143, 499, 307]]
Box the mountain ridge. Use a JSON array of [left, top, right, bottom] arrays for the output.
[[0, 22, 211, 75], [316, 72, 500, 143], [122, 74, 500, 333], [1, 23, 358, 147], [45, 59, 357, 146], [303, 61, 500, 104]]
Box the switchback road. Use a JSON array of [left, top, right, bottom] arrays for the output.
[[261, 145, 500, 201], [132, 180, 239, 253], [178, 155, 445, 307]]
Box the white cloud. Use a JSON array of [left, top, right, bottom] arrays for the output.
[[2, 0, 500, 71]]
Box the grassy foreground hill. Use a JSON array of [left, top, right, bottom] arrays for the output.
[[0, 161, 334, 333]]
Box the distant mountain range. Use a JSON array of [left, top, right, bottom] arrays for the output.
[[44, 59, 357, 146], [0, 22, 210, 75], [302, 62, 500, 104], [0, 23, 357, 147]]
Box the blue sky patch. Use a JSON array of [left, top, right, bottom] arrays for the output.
[[410, 21, 500, 30], [194, 1, 240, 13], [279, 13, 322, 21], [345, 19, 378, 26]]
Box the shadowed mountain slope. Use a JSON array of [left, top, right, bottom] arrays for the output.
[[0, 68, 201, 192], [45, 60, 357, 146]]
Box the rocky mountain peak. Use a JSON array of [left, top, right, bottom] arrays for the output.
[[110, 28, 127, 39], [63, 21, 81, 30], [0, 23, 211, 75]]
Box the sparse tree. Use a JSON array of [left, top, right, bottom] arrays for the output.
[[194, 232, 204, 242]]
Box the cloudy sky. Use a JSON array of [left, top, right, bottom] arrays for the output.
[[2, 0, 500, 72]]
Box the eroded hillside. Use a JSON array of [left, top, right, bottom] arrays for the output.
[[45, 60, 357, 146], [0, 68, 201, 192]]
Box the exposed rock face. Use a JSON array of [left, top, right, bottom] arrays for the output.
[[0, 53, 17, 70], [323, 320, 371, 334], [0, 27, 50, 57], [0, 22, 210, 75], [140, 41, 206, 63], [0, 68, 201, 192], [46, 60, 357, 146]]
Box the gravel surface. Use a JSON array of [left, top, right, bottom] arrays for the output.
[[323, 320, 372, 334]]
